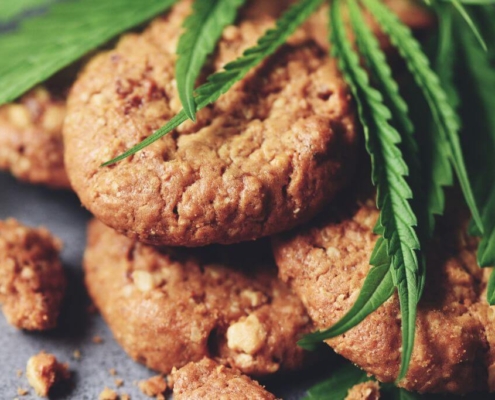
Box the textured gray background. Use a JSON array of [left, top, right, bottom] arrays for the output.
[[0, 172, 337, 399]]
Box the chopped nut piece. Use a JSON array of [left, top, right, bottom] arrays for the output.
[[99, 387, 118, 400], [138, 375, 167, 397], [131, 270, 156, 292], [26, 352, 70, 397], [226, 314, 267, 355]]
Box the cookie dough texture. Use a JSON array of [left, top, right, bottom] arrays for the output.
[[0, 87, 70, 189], [273, 202, 495, 394], [171, 358, 276, 400], [84, 219, 312, 376], [0, 219, 66, 330], [64, 0, 358, 247]]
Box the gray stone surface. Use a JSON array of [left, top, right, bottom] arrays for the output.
[[0, 172, 336, 399]]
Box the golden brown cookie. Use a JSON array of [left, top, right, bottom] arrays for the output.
[[84, 218, 312, 376], [64, 0, 358, 246], [0, 219, 66, 330], [0, 87, 70, 189], [346, 381, 380, 400], [171, 358, 277, 400], [273, 201, 495, 394]]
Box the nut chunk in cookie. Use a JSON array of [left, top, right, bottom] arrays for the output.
[[0, 87, 70, 189], [84, 219, 313, 376], [273, 201, 495, 394], [171, 358, 276, 400], [64, 0, 357, 247], [0, 219, 66, 330]]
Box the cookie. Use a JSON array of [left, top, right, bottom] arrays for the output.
[[0, 87, 70, 189], [0, 219, 66, 330], [84, 219, 313, 376], [64, 0, 358, 246], [346, 381, 380, 400], [273, 201, 495, 394], [171, 358, 276, 400]]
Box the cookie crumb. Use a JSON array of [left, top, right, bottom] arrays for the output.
[[98, 387, 118, 400], [17, 387, 28, 396], [121, 394, 130, 400], [72, 349, 81, 360], [26, 352, 70, 397], [109, 368, 117, 376], [345, 381, 380, 400], [92, 335, 103, 344], [16, 369, 23, 378], [138, 375, 167, 397], [114, 378, 124, 388]]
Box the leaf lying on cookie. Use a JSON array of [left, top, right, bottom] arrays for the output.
[[0, 0, 178, 106], [102, 0, 326, 166], [176, 0, 247, 121]]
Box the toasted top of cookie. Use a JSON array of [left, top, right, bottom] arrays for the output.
[[273, 201, 495, 394], [0, 87, 69, 189], [84, 218, 313, 376], [0, 219, 66, 330], [171, 358, 277, 400], [64, 0, 357, 246]]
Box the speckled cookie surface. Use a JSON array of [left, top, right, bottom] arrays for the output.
[[64, 0, 357, 246], [273, 201, 495, 394], [84, 218, 313, 376], [171, 358, 277, 400], [0, 87, 70, 189], [0, 219, 66, 330]]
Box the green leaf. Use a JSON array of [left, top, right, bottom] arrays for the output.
[[298, 238, 394, 350], [487, 270, 495, 306], [303, 362, 370, 400], [0, 0, 54, 23], [451, 0, 487, 51], [362, 0, 484, 235], [454, 9, 495, 267], [0, 0, 178, 106], [176, 0, 246, 121], [329, 0, 422, 381], [103, 0, 325, 166]]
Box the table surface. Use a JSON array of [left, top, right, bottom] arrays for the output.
[[0, 172, 338, 399]]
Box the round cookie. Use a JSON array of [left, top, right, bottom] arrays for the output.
[[84, 218, 313, 376], [0, 219, 66, 330], [273, 200, 495, 394], [0, 87, 70, 189], [64, 0, 358, 246], [171, 358, 276, 400]]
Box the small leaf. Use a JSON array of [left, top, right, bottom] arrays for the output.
[[303, 362, 370, 400], [0, 0, 178, 106], [451, 0, 487, 51], [176, 0, 246, 121], [487, 269, 495, 305]]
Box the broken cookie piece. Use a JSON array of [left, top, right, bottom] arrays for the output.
[[0, 219, 66, 330], [26, 352, 70, 397], [171, 358, 276, 400], [346, 381, 380, 400], [138, 375, 167, 398]]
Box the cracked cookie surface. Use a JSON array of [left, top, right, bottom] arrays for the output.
[[64, 0, 357, 246], [273, 200, 495, 394], [84, 218, 313, 376], [0, 219, 66, 330]]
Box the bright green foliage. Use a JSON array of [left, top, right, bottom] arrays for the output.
[[103, 0, 325, 166], [176, 0, 246, 121], [362, 0, 483, 235], [329, 0, 422, 381], [0, 0, 178, 106], [0, 0, 54, 23]]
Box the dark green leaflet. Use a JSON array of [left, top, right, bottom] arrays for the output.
[[299, 238, 394, 350], [103, 0, 325, 166], [0, 0, 178, 106], [328, 0, 421, 381], [361, 0, 483, 235], [176, 0, 246, 121]]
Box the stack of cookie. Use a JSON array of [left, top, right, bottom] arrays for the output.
[[6, 0, 489, 398]]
